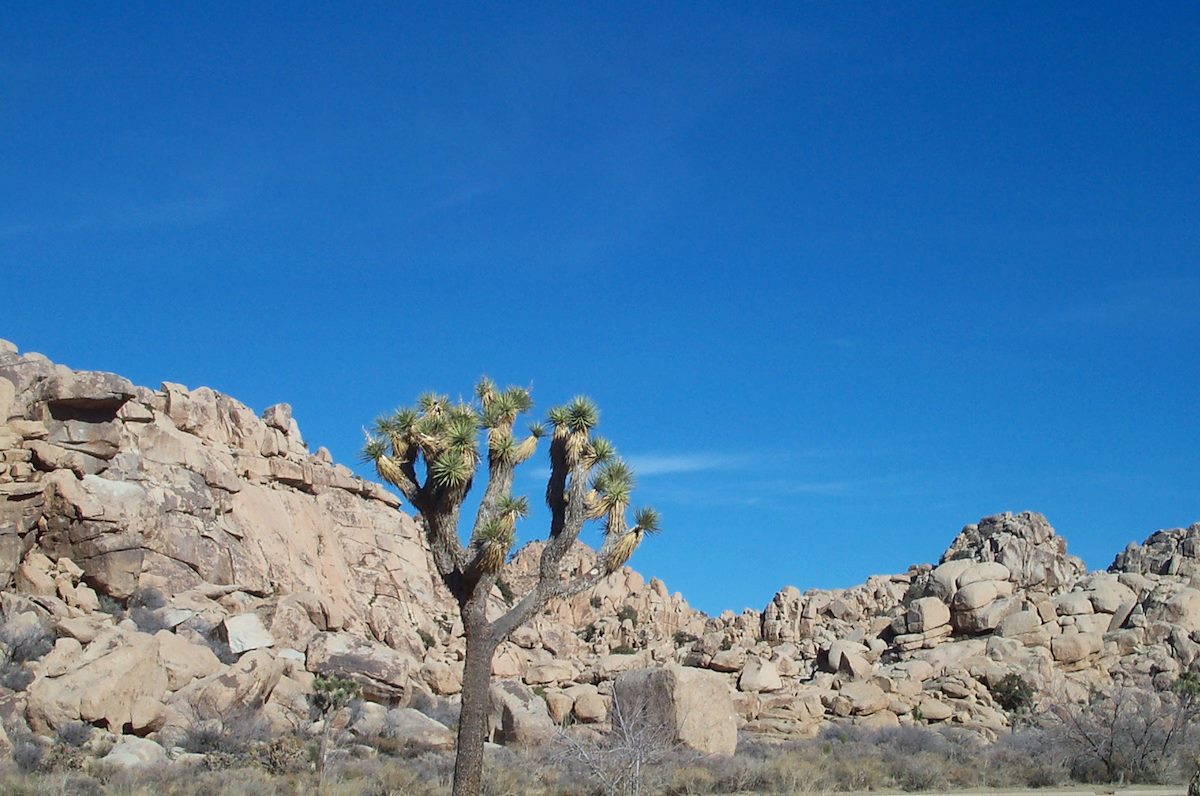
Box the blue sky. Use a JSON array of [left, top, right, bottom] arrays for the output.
[[3, 3, 1198, 615]]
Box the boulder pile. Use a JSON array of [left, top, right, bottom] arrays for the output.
[[1, 338, 1198, 765]]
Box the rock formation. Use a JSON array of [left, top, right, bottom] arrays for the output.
[[1, 338, 1198, 764]]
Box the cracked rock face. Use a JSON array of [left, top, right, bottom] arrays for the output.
[[0, 343, 447, 650]]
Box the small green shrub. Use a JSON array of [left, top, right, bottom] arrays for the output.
[[616, 605, 638, 626], [672, 631, 698, 647], [991, 672, 1034, 714]]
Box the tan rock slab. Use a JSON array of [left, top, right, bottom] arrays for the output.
[[613, 664, 737, 755]]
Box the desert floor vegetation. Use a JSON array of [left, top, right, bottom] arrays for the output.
[[2, 719, 1196, 796]]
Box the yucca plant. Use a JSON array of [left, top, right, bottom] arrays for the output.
[[361, 378, 660, 796]]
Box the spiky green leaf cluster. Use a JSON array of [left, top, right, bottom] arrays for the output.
[[429, 450, 473, 489], [633, 506, 661, 534], [564, 396, 598, 433], [584, 436, 616, 469], [495, 494, 530, 521], [360, 436, 388, 464], [478, 517, 514, 545], [479, 380, 534, 429], [547, 406, 570, 429], [592, 459, 634, 503]]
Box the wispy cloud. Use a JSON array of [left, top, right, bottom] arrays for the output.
[[0, 187, 243, 239], [625, 453, 738, 477], [520, 451, 740, 482], [1053, 276, 1200, 329]]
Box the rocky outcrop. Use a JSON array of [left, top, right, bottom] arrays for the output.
[[1111, 523, 1200, 578], [0, 341, 717, 759], [940, 511, 1086, 590], [1, 339, 1199, 763]]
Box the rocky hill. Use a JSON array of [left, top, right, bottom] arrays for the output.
[[0, 339, 1197, 762]]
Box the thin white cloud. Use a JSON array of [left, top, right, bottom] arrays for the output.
[[1053, 276, 1200, 328], [522, 452, 734, 480], [626, 453, 735, 477], [0, 187, 243, 239]]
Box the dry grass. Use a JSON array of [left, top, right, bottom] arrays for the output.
[[2, 719, 1194, 796]]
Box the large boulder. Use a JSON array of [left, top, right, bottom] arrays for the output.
[[384, 707, 454, 749], [488, 680, 555, 746], [168, 648, 285, 722], [26, 627, 169, 734], [613, 664, 737, 756], [306, 632, 415, 703], [833, 682, 887, 716], [101, 735, 167, 768], [905, 597, 950, 634], [221, 614, 275, 654], [738, 656, 782, 693]]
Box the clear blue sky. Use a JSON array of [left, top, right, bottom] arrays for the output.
[[3, 3, 1198, 615]]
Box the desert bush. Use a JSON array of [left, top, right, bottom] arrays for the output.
[[128, 585, 167, 611], [130, 606, 172, 633], [0, 616, 53, 663], [874, 724, 949, 756], [56, 721, 94, 748], [249, 734, 311, 776], [983, 727, 1067, 788], [54, 772, 105, 796], [671, 631, 697, 648], [0, 661, 34, 691], [11, 737, 43, 773], [0, 771, 105, 796], [1046, 683, 1199, 783], [180, 709, 273, 758], [41, 742, 86, 772], [554, 690, 682, 796], [659, 763, 716, 795], [615, 606, 638, 627]]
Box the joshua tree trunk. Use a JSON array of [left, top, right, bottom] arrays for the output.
[[364, 384, 661, 796], [452, 599, 498, 796]]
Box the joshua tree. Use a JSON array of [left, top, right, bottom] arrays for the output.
[[308, 674, 362, 782], [363, 380, 660, 796]]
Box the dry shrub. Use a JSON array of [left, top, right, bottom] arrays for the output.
[[1046, 682, 1199, 784]]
